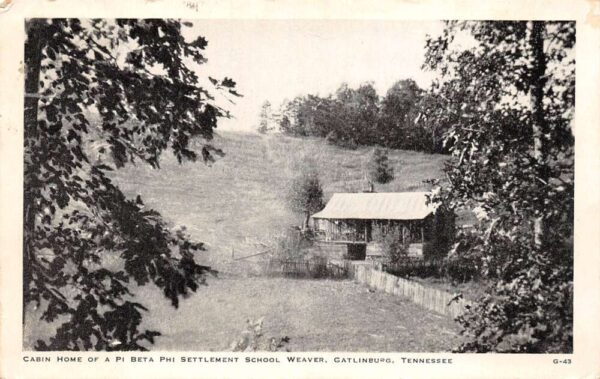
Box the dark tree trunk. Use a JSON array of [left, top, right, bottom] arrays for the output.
[[23, 19, 45, 325], [529, 21, 548, 249]]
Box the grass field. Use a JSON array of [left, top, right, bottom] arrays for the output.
[[133, 276, 461, 352], [112, 131, 450, 270], [23, 275, 462, 351], [112, 131, 462, 352], [25, 131, 461, 351]]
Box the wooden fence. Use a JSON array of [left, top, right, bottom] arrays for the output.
[[265, 259, 348, 279], [344, 261, 471, 319]]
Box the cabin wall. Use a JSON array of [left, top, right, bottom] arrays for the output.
[[308, 242, 347, 260], [314, 211, 455, 259], [371, 219, 431, 245], [315, 218, 435, 245]]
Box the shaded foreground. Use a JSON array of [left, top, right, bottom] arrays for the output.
[[135, 276, 460, 352]]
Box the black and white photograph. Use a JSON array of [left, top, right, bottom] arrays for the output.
[[1, 1, 599, 378], [20, 17, 575, 353]]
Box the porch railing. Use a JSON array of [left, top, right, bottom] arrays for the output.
[[314, 229, 367, 243]]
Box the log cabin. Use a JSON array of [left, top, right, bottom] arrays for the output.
[[311, 192, 454, 260]]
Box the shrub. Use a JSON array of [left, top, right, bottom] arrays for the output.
[[372, 227, 407, 264], [273, 228, 313, 261], [307, 255, 329, 278], [383, 259, 442, 279], [438, 230, 483, 283], [368, 148, 394, 184], [440, 256, 480, 283]]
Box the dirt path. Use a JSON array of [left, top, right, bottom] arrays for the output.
[[135, 276, 461, 352]]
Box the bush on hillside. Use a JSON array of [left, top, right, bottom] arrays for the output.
[[368, 148, 395, 184]]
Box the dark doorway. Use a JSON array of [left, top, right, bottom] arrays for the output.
[[346, 243, 367, 260]]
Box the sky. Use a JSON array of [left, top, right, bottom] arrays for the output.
[[185, 20, 444, 131]]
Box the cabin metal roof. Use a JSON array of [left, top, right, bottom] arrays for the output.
[[311, 192, 434, 220]]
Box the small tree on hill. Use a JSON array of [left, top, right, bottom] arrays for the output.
[[368, 148, 394, 184], [287, 169, 324, 230], [257, 100, 273, 134]]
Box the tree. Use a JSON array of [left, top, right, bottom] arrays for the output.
[[257, 100, 273, 134], [412, 91, 449, 153], [367, 148, 394, 184], [378, 79, 423, 149], [277, 83, 381, 148], [278, 81, 448, 153], [278, 114, 292, 134], [278, 95, 331, 137], [334, 82, 380, 146], [276, 99, 293, 134], [23, 19, 239, 350], [287, 168, 324, 230], [424, 21, 575, 352]]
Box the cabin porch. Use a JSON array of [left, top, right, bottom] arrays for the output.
[[313, 218, 432, 245]]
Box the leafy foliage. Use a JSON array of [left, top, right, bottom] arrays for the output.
[[438, 230, 483, 283], [273, 228, 313, 261], [372, 228, 407, 264], [378, 79, 431, 151], [423, 21, 574, 352], [367, 148, 394, 184], [24, 19, 238, 350], [278, 81, 448, 153], [286, 168, 324, 229]]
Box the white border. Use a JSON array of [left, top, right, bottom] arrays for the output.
[[1, 1, 599, 378]]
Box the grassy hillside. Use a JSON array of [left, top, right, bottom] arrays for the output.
[[112, 131, 449, 269], [25, 131, 456, 351]]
